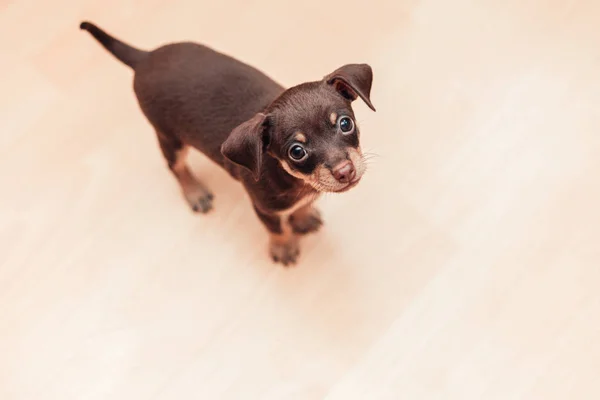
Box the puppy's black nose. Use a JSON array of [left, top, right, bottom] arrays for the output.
[[332, 161, 356, 183]]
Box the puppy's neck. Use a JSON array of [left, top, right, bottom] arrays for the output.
[[255, 156, 319, 211]]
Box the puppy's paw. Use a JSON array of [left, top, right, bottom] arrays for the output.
[[184, 190, 214, 213], [290, 207, 323, 235], [270, 239, 300, 266]]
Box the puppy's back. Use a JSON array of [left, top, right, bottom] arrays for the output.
[[134, 42, 284, 163]]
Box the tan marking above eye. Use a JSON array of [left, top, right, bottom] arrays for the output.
[[294, 132, 307, 143], [330, 112, 338, 125]]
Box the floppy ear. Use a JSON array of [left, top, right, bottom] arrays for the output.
[[221, 113, 269, 181], [325, 63, 376, 111]]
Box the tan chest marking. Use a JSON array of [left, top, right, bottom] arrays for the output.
[[278, 194, 316, 219], [272, 194, 317, 242]]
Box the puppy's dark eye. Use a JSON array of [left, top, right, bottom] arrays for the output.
[[288, 144, 307, 161], [339, 116, 354, 134]]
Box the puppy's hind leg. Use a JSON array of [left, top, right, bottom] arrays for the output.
[[157, 132, 214, 213]]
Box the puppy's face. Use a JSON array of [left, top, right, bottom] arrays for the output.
[[222, 64, 376, 193], [266, 85, 367, 192]]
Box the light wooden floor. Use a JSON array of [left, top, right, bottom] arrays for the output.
[[1, 0, 600, 399]]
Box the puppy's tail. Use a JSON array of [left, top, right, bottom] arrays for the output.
[[80, 21, 147, 69]]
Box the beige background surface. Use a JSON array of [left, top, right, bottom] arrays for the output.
[[1, 0, 600, 399]]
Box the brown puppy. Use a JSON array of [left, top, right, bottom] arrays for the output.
[[80, 21, 376, 266]]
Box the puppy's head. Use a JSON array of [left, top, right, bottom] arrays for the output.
[[222, 64, 375, 193]]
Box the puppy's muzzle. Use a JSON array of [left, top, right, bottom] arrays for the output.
[[332, 160, 356, 184]]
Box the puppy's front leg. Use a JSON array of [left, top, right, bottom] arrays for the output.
[[253, 206, 299, 266], [290, 204, 323, 235]]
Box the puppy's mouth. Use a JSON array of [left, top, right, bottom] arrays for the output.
[[279, 153, 366, 193], [332, 177, 362, 193]]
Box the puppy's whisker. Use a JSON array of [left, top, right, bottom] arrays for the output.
[[362, 151, 381, 159], [361, 154, 380, 164]]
